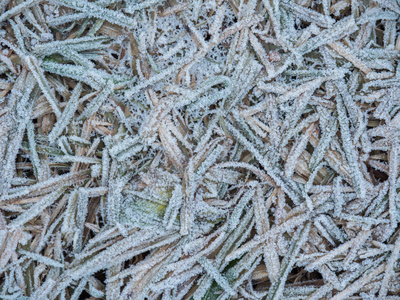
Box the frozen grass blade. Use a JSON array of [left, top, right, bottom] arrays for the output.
[[48, 83, 82, 144], [25, 56, 61, 118], [1, 1, 399, 298], [198, 257, 236, 297], [0, 0, 40, 23], [266, 222, 311, 300], [9, 187, 66, 230], [53, 0, 136, 28]]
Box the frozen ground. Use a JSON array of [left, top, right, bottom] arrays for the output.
[[0, 0, 400, 299]]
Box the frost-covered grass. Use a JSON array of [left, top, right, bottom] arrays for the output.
[[0, 0, 400, 299]]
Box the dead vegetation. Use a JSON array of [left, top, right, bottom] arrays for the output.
[[0, 0, 400, 299]]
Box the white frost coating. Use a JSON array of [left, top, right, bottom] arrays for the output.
[[1, 0, 399, 299]]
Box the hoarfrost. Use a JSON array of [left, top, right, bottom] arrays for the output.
[[1, 0, 399, 299]]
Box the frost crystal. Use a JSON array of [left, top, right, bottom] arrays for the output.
[[0, 0, 399, 299]]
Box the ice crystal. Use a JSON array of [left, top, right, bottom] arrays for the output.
[[0, 0, 400, 299]]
